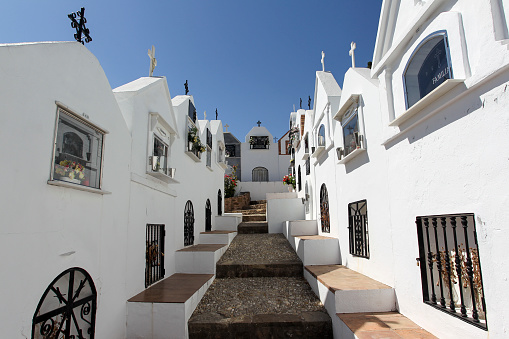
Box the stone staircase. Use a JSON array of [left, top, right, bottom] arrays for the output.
[[188, 200, 333, 338]]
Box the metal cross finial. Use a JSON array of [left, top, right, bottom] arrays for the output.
[[257, 120, 261, 127], [225, 124, 229, 132], [68, 7, 92, 44], [148, 45, 157, 77], [204, 111, 207, 120], [321, 51, 325, 71], [273, 137, 278, 143], [300, 98, 302, 109], [349, 42, 357, 68], [308, 96, 311, 109], [184, 80, 189, 95], [215, 109, 218, 120]]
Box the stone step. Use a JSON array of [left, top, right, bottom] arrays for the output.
[[242, 214, 266, 222], [188, 277, 333, 339], [215, 214, 242, 231], [231, 208, 265, 215], [199, 230, 237, 245], [127, 273, 214, 339], [216, 260, 303, 278], [175, 244, 228, 274], [337, 312, 437, 338], [237, 221, 268, 234], [249, 204, 266, 210], [250, 200, 266, 205]]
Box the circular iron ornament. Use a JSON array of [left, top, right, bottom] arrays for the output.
[[320, 184, 330, 233], [32, 267, 97, 339], [184, 200, 195, 246]]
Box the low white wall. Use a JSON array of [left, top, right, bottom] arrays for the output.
[[237, 181, 288, 201], [266, 193, 305, 233]]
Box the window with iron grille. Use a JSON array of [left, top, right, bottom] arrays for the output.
[[252, 167, 269, 182], [184, 201, 194, 246], [298, 166, 302, 191], [348, 200, 369, 258], [320, 184, 330, 233], [205, 199, 212, 231], [206, 128, 212, 149], [145, 224, 165, 287], [416, 213, 487, 330], [217, 189, 222, 215], [305, 158, 310, 175]]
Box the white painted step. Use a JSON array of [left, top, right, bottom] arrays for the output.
[[199, 230, 237, 245]]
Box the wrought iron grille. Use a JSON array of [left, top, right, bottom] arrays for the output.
[[298, 166, 302, 191], [217, 190, 222, 215], [145, 224, 165, 288], [225, 144, 236, 157], [306, 158, 310, 175], [416, 213, 487, 330], [304, 137, 309, 154], [348, 200, 369, 258], [206, 129, 212, 148], [184, 201, 195, 246], [205, 199, 212, 231], [188, 102, 197, 123], [32, 267, 97, 339], [320, 184, 330, 233], [249, 136, 269, 149]]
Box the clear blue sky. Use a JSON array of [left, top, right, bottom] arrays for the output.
[[2, 0, 382, 140]]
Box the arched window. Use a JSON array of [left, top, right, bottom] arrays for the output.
[[217, 189, 222, 216], [404, 32, 452, 108], [62, 132, 83, 158], [318, 125, 326, 146], [320, 184, 330, 233], [32, 267, 96, 339], [184, 201, 194, 246], [252, 167, 269, 182], [205, 199, 212, 232], [298, 166, 302, 191]]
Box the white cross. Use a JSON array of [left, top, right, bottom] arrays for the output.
[[321, 51, 325, 71], [225, 124, 229, 132], [148, 45, 157, 77], [349, 42, 356, 68], [204, 111, 207, 120]]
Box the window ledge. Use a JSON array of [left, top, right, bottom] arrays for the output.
[[311, 145, 325, 158], [185, 151, 202, 162], [147, 171, 178, 184], [389, 79, 465, 127], [302, 152, 309, 160], [338, 147, 366, 164], [47, 180, 111, 194], [206, 165, 213, 172], [217, 162, 228, 169], [333, 94, 360, 121]]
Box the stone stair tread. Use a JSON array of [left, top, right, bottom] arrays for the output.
[[177, 244, 227, 252], [305, 265, 392, 293], [128, 273, 214, 304], [337, 312, 437, 338], [200, 230, 237, 234], [295, 235, 336, 240]]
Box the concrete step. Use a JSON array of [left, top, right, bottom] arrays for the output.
[[175, 244, 228, 274], [199, 230, 237, 245], [127, 273, 214, 339], [283, 220, 318, 239], [237, 221, 268, 234], [250, 200, 266, 205], [231, 208, 265, 215], [337, 312, 437, 338], [216, 260, 303, 278], [242, 214, 266, 222], [293, 235, 341, 266], [215, 213, 242, 231], [188, 277, 332, 339]]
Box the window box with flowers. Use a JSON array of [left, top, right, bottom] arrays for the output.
[[186, 124, 205, 162], [283, 174, 296, 191]]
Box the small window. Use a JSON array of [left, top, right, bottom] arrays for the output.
[[52, 107, 105, 189], [146, 224, 165, 287], [225, 144, 236, 157], [318, 125, 325, 146], [151, 136, 169, 174], [404, 32, 452, 109], [252, 167, 269, 182], [348, 200, 369, 258], [342, 107, 361, 157]]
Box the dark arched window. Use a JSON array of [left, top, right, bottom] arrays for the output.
[[217, 189, 222, 215], [184, 201, 194, 246], [404, 32, 452, 108], [205, 199, 212, 232], [32, 267, 96, 339], [320, 184, 330, 233], [62, 132, 83, 158], [318, 125, 325, 146], [298, 166, 302, 191], [252, 167, 269, 182]]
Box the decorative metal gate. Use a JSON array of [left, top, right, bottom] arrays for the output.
[[205, 199, 212, 232], [217, 189, 222, 215], [348, 200, 369, 258], [298, 166, 302, 191], [320, 184, 330, 233], [145, 224, 165, 288], [184, 200, 195, 246], [32, 267, 97, 339]]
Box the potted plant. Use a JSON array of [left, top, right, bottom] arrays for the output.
[[282, 174, 296, 191]]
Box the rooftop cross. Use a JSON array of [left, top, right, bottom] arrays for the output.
[[225, 124, 229, 132], [257, 120, 261, 127], [148, 45, 157, 77], [204, 111, 207, 120], [300, 98, 302, 109], [68, 7, 92, 44], [321, 51, 325, 71], [215, 108, 218, 120], [308, 96, 311, 109], [273, 137, 278, 143], [184, 80, 189, 95], [349, 42, 357, 68]]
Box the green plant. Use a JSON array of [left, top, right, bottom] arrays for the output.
[[224, 166, 238, 198], [188, 126, 205, 153], [283, 174, 296, 189]]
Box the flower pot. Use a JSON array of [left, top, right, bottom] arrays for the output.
[[188, 142, 193, 152]]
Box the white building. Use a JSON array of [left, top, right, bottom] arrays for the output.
[[288, 0, 509, 337]]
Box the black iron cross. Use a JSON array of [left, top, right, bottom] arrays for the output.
[[184, 80, 189, 95], [300, 98, 302, 109], [308, 96, 311, 109], [273, 137, 278, 143], [215, 108, 218, 120], [257, 120, 261, 127], [68, 7, 92, 44]]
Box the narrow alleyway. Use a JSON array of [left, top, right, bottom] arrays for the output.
[[188, 200, 332, 338]]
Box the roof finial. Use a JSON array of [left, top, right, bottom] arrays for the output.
[[148, 45, 157, 77], [257, 120, 261, 127], [321, 51, 325, 71], [349, 42, 356, 68]]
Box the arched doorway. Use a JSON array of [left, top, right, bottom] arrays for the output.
[[32, 267, 97, 339], [320, 184, 330, 233], [205, 199, 212, 232], [184, 200, 194, 246], [217, 189, 222, 216]]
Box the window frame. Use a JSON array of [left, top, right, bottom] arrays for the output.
[[348, 199, 369, 259], [334, 95, 367, 164], [147, 112, 176, 182]]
